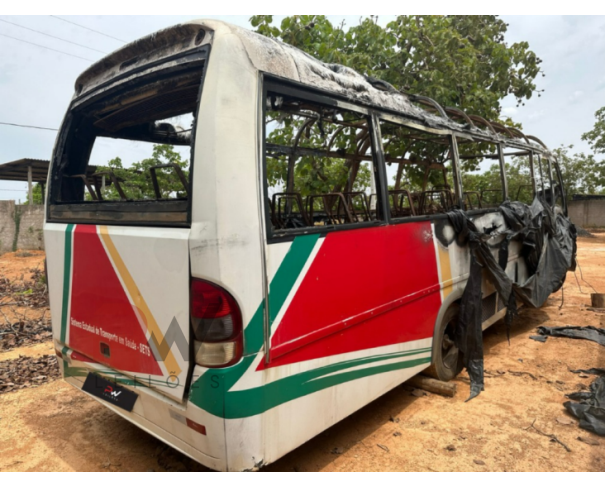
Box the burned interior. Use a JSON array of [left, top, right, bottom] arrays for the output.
[[47, 62, 206, 226], [377, 118, 457, 219], [265, 90, 382, 233]]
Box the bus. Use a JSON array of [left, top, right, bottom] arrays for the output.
[[44, 19, 570, 471]]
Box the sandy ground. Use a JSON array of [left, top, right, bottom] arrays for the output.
[[0, 237, 604, 472]]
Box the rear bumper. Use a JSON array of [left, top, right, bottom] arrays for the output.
[[58, 347, 227, 471]]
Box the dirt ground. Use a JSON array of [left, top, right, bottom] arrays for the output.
[[0, 237, 604, 472]]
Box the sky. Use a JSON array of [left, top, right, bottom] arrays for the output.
[[0, 14, 604, 202]]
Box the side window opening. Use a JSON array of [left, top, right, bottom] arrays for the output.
[[49, 64, 206, 225], [502, 148, 535, 205], [265, 91, 381, 234], [552, 158, 566, 214], [457, 140, 504, 210], [378, 119, 457, 219], [534, 154, 553, 206]]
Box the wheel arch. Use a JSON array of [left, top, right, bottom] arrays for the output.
[[430, 289, 463, 362]]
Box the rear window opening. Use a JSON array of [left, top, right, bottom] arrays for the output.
[[48, 64, 206, 227]]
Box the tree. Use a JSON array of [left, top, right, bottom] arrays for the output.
[[24, 183, 43, 205], [250, 15, 544, 121], [252, 16, 545, 197], [552, 145, 605, 197], [94, 144, 189, 201], [582, 107, 605, 155]]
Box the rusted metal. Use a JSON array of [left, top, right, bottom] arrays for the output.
[[389, 189, 416, 218], [68, 174, 98, 201], [490, 121, 515, 139], [340, 192, 371, 222], [149, 163, 190, 199], [467, 115, 498, 136], [526, 135, 550, 151], [92, 171, 128, 201], [419, 190, 454, 215], [272, 192, 312, 229], [307, 193, 353, 225], [409, 95, 448, 119], [445, 107, 476, 128], [464, 191, 482, 210]]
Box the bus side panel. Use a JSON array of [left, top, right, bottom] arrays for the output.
[[222, 222, 442, 469], [265, 223, 441, 367]]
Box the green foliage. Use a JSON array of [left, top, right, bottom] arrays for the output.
[[266, 105, 371, 197], [250, 15, 544, 120], [24, 183, 43, 205], [94, 144, 189, 201], [582, 107, 605, 155], [552, 145, 605, 196], [462, 158, 533, 205]]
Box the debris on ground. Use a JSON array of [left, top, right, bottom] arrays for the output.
[[529, 335, 548, 343], [0, 268, 51, 351], [524, 419, 572, 452], [577, 436, 600, 446], [0, 355, 60, 394], [569, 368, 605, 376], [0, 268, 49, 308], [537, 325, 605, 347], [564, 375, 605, 436]]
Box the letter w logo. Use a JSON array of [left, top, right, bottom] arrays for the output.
[[104, 385, 122, 398]]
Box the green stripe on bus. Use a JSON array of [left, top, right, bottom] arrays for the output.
[[60, 224, 75, 344], [189, 233, 320, 414], [189, 233, 432, 418], [225, 353, 430, 419], [192, 347, 431, 419]]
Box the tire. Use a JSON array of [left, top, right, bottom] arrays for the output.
[[425, 304, 463, 382]]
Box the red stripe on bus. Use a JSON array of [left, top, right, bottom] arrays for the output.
[[69, 225, 162, 376], [260, 222, 441, 369]]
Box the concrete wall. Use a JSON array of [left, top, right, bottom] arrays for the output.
[[0, 200, 16, 255], [16, 205, 44, 251], [568, 199, 605, 228], [0, 201, 45, 254]]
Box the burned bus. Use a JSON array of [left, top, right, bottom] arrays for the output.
[[44, 20, 576, 471]]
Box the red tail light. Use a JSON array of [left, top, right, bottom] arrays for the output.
[[191, 279, 243, 368]]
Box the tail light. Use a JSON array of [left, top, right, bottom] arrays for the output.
[[191, 279, 243, 368]]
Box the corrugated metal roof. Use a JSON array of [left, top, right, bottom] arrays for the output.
[[0, 159, 50, 183], [0, 159, 98, 183]]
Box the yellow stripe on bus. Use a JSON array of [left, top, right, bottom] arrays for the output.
[[99, 226, 181, 380], [436, 242, 453, 300]]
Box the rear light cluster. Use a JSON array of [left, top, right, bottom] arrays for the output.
[[191, 279, 243, 368]]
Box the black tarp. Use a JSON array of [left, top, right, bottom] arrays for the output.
[[565, 375, 605, 436], [447, 197, 577, 401], [537, 325, 605, 347]]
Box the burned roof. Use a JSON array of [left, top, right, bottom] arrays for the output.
[[75, 19, 549, 155]]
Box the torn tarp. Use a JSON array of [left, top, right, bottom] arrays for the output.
[[565, 376, 605, 436], [447, 197, 577, 401], [537, 325, 605, 347]]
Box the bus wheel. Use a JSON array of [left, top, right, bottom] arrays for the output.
[[426, 304, 463, 382]]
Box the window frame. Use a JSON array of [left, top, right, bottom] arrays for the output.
[[46, 47, 210, 228], [499, 145, 538, 205], [375, 112, 464, 224], [262, 78, 388, 243]]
